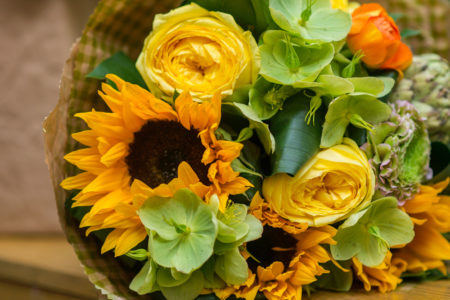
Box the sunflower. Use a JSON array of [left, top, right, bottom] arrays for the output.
[[61, 74, 252, 256], [393, 178, 450, 274], [352, 251, 407, 293], [215, 193, 336, 300]]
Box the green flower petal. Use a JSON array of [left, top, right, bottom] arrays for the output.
[[331, 197, 414, 267], [139, 189, 218, 274]]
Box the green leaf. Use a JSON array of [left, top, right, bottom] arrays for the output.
[[314, 260, 353, 292], [321, 93, 391, 148], [215, 247, 249, 285], [236, 127, 254, 142], [269, 0, 351, 42], [331, 197, 415, 267], [86, 51, 147, 89], [231, 158, 263, 178], [139, 189, 218, 274], [260, 30, 335, 86], [223, 103, 276, 154], [401, 29, 421, 39], [189, 0, 275, 38], [160, 270, 205, 300], [390, 13, 403, 22], [129, 259, 158, 295], [270, 92, 323, 175]]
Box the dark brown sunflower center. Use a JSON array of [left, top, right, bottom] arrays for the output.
[[125, 121, 209, 188], [247, 226, 298, 272]]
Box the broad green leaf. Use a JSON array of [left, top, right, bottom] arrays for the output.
[[215, 247, 249, 285], [321, 93, 391, 148], [129, 259, 158, 295], [160, 270, 205, 300], [156, 268, 190, 288], [139, 189, 218, 273], [260, 30, 335, 85], [270, 93, 323, 175], [86, 51, 147, 89], [331, 198, 414, 267], [269, 0, 351, 42], [223, 103, 276, 154], [313, 260, 353, 292]]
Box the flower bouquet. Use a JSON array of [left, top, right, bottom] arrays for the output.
[[44, 0, 450, 299]]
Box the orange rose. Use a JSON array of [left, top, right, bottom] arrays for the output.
[[347, 3, 412, 71]]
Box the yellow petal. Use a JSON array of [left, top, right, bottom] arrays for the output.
[[114, 225, 147, 256], [60, 172, 96, 190]]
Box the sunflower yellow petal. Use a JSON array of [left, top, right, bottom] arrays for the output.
[[60, 172, 96, 190], [114, 225, 147, 256], [100, 142, 128, 167], [83, 168, 129, 193], [101, 228, 126, 254]]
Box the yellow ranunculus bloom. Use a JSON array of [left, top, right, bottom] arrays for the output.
[[136, 3, 259, 101], [263, 138, 375, 226]]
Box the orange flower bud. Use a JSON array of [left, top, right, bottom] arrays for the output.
[[347, 3, 412, 71]]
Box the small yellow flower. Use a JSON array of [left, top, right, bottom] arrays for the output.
[[136, 3, 259, 101], [263, 138, 375, 226]]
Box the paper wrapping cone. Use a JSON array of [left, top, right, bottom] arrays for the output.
[[44, 0, 181, 299]]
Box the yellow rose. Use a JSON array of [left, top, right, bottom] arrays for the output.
[[263, 138, 375, 226], [136, 3, 259, 101]]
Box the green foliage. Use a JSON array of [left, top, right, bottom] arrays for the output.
[[331, 197, 415, 267], [222, 103, 276, 154], [269, 0, 351, 42], [133, 190, 263, 299], [249, 76, 298, 120], [130, 259, 158, 295], [321, 93, 392, 148], [313, 260, 353, 292], [86, 51, 147, 89], [270, 92, 323, 175], [259, 30, 335, 86], [186, 0, 277, 38]]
